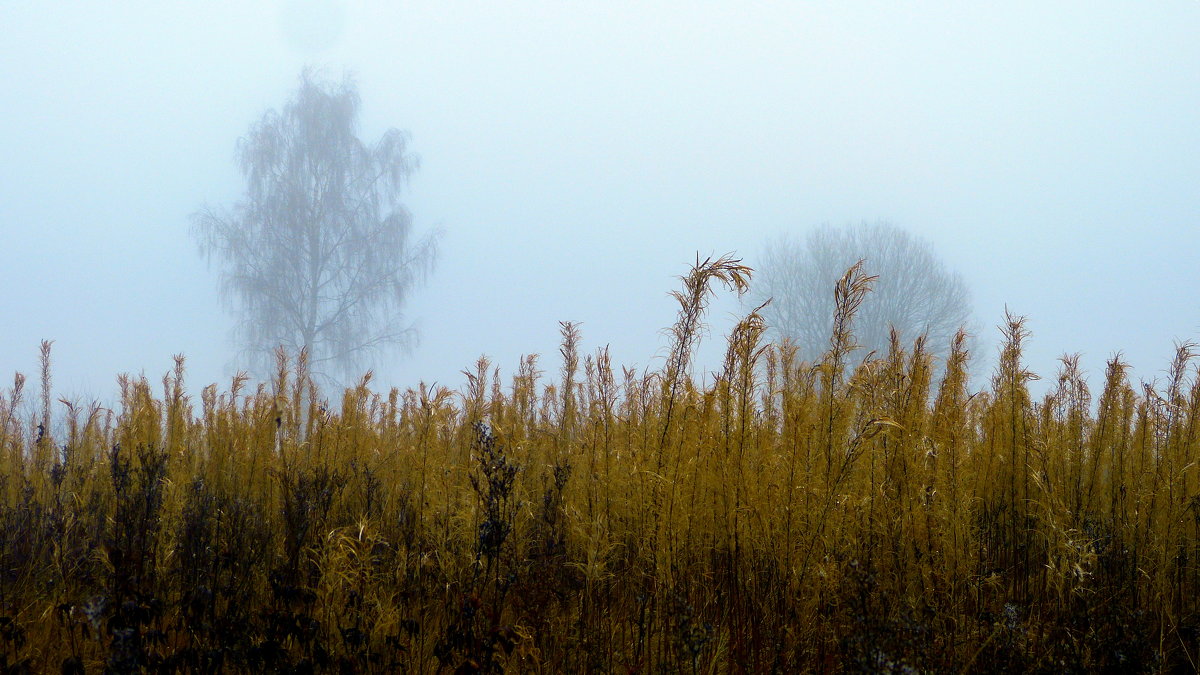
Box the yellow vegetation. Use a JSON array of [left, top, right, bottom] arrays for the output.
[[0, 255, 1194, 672]]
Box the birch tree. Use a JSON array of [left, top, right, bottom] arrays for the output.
[[193, 70, 438, 385]]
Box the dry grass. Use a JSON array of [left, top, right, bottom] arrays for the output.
[[0, 256, 1196, 672]]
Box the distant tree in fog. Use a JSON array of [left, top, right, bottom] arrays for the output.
[[192, 70, 438, 385], [751, 222, 974, 368]]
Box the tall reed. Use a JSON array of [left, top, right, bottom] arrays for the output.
[[0, 257, 1195, 672]]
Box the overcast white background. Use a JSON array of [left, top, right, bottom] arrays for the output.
[[2, 1, 1198, 405]]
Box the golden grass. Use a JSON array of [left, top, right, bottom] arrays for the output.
[[0, 256, 1196, 672]]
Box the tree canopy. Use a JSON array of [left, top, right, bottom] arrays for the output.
[[751, 222, 974, 368]]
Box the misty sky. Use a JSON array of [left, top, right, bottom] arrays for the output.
[[2, 2, 1199, 404]]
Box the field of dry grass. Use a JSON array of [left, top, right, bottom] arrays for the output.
[[0, 256, 1197, 672]]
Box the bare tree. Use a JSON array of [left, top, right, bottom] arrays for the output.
[[751, 222, 974, 367], [192, 70, 438, 385]]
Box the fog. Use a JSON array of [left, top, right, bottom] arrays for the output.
[[2, 2, 1198, 404]]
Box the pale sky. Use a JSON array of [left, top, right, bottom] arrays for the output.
[[2, 1, 1198, 405]]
